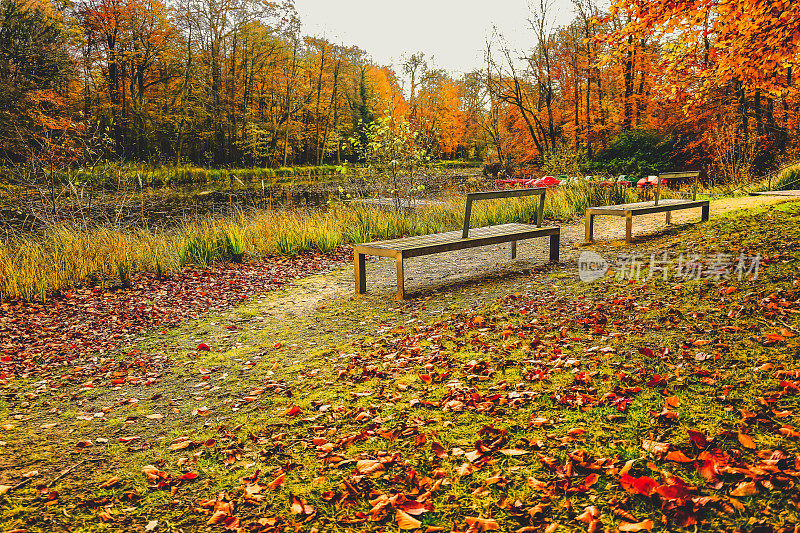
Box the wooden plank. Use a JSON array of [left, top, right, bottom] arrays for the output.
[[377, 225, 552, 250], [402, 228, 559, 259], [463, 188, 546, 238], [367, 223, 539, 249], [586, 200, 708, 217]]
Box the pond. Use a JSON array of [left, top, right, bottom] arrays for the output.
[[0, 170, 484, 233]]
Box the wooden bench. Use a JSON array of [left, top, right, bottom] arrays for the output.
[[354, 188, 560, 300], [584, 171, 709, 244]]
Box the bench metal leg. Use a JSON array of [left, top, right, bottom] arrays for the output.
[[584, 214, 594, 243], [396, 252, 405, 301], [355, 251, 366, 294], [511, 240, 517, 259], [625, 212, 633, 244], [665, 210, 671, 225], [701, 204, 709, 222], [549, 233, 560, 262]]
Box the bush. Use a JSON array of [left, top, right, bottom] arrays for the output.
[[585, 130, 682, 179]]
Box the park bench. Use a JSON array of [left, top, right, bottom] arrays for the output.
[[584, 171, 709, 244], [354, 188, 560, 300]]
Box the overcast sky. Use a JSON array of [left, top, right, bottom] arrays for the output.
[[293, 0, 579, 76]]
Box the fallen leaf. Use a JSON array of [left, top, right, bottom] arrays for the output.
[[396, 509, 422, 529], [464, 517, 500, 531], [619, 520, 655, 532]]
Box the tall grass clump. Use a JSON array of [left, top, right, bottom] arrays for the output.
[[0, 182, 660, 301], [775, 163, 800, 191]]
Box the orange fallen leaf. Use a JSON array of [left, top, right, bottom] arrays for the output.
[[730, 481, 758, 497], [99, 476, 121, 488], [619, 520, 654, 532], [396, 509, 421, 529], [737, 432, 756, 449], [267, 473, 285, 490]]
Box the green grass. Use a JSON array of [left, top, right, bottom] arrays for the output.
[[2, 202, 800, 532]]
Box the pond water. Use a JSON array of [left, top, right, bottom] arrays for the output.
[[0, 170, 484, 233]]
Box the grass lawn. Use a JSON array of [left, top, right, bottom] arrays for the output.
[[2, 201, 800, 532]]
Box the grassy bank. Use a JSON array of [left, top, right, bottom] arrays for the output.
[[1, 202, 799, 533], [0, 182, 648, 301]]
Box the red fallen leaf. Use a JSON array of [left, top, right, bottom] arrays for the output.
[[582, 473, 599, 489], [619, 520, 654, 532], [620, 474, 658, 497], [267, 473, 285, 490], [118, 436, 139, 443], [418, 374, 432, 384], [464, 517, 500, 531], [399, 499, 433, 516], [224, 516, 240, 530], [396, 509, 421, 529], [687, 429, 709, 448], [197, 343, 210, 351], [273, 342, 282, 349], [638, 347, 655, 357], [567, 427, 586, 437], [725, 286, 736, 294], [283, 405, 301, 417], [655, 475, 694, 501], [665, 450, 694, 463], [178, 472, 198, 481]]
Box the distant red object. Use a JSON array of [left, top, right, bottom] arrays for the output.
[[533, 175, 561, 188], [495, 178, 533, 188], [637, 176, 666, 188]]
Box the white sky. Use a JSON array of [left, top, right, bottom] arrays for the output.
[[294, 0, 579, 76]]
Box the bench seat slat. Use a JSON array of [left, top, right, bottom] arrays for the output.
[[359, 223, 551, 251], [586, 199, 708, 216]]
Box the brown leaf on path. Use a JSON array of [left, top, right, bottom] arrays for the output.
[[396, 509, 422, 529], [464, 516, 500, 531], [619, 519, 654, 532]]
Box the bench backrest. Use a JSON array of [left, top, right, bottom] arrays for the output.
[[463, 187, 546, 238], [656, 171, 700, 204]]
